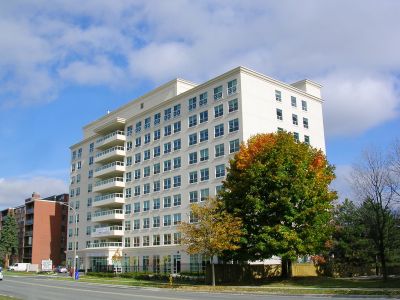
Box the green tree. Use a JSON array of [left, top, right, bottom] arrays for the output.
[[178, 197, 243, 286], [221, 132, 336, 278], [0, 215, 19, 268]]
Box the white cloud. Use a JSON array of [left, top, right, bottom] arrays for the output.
[[0, 176, 68, 209]]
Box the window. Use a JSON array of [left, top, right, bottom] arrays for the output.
[[154, 113, 161, 125], [190, 211, 198, 223], [86, 226, 91, 236], [133, 237, 140, 247], [189, 191, 198, 203], [89, 143, 94, 153], [153, 163, 160, 174], [134, 185, 140, 196], [153, 198, 160, 209], [126, 156, 132, 166], [88, 170, 93, 179], [134, 169, 141, 180], [200, 188, 209, 201], [199, 129, 208, 142], [89, 156, 93, 165], [164, 125, 172, 136], [229, 118, 239, 132], [126, 172, 132, 182], [302, 100, 308, 111], [164, 142, 171, 154], [227, 79, 237, 95], [144, 149, 150, 160], [276, 108, 283, 120], [173, 121, 181, 133], [200, 168, 209, 181], [189, 171, 198, 184], [200, 148, 209, 161], [304, 135, 310, 145], [154, 129, 161, 140], [143, 166, 150, 177], [134, 122, 141, 134], [127, 126, 133, 136], [76, 187, 80, 196], [163, 196, 171, 208], [303, 117, 309, 129], [125, 220, 131, 231], [163, 215, 171, 226], [77, 161, 81, 169], [173, 175, 181, 187], [293, 132, 300, 142], [214, 104, 223, 118], [173, 138, 181, 151], [134, 153, 141, 163], [164, 234, 172, 245], [87, 198, 92, 207], [173, 104, 181, 117], [199, 110, 208, 123], [215, 143, 224, 157], [125, 204, 132, 214], [143, 218, 150, 229], [189, 115, 197, 127], [143, 183, 150, 194], [173, 157, 181, 169], [173, 194, 181, 206], [215, 164, 226, 178], [229, 139, 240, 153], [275, 90, 282, 102], [188, 97, 197, 111], [173, 232, 181, 244], [143, 236, 150, 246], [189, 152, 197, 164], [164, 159, 171, 172], [77, 148, 82, 158], [292, 114, 298, 126], [153, 216, 160, 228], [125, 188, 131, 198], [277, 127, 284, 132], [214, 124, 224, 137], [125, 237, 131, 247], [144, 133, 151, 144], [173, 213, 181, 225], [145, 117, 151, 129], [127, 141, 133, 151], [164, 108, 172, 120], [143, 200, 150, 211], [76, 174, 81, 183], [86, 212, 91, 221], [153, 146, 160, 157], [153, 235, 160, 246], [216, 185, 223, 194], [199, 92, 208, 106], [72, 151, 76, 160], [164, 178, 171, 190], [228, 99, 238, 112], [134, 219, 140, 230], [214, 85, 223, 100], [189, 133, 197, 146], [291, 96, 297, 107], [153, 180, 161, 192]]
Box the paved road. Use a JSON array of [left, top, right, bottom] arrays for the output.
[[0, 275, 390, 300]]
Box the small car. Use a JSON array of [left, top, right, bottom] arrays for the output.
[[0, 271, 3, 280], [55, 266, 68, 273]]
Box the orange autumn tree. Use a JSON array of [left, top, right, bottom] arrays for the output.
[[178, 197, 243, 286], [221, 132, 337, 278]]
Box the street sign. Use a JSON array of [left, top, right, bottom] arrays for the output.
[[41, 259, 52, 272]]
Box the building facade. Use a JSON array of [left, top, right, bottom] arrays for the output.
[[68, 66, 325, 272]]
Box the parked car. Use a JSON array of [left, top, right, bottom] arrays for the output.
[[0, 269, 3, 280], [8, 263, 29, 271], [55, 266, 68, 273]]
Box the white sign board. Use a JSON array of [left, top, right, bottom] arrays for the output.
[[41, 259, 52, 272]]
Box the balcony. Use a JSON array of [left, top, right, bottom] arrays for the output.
[[91, 226, 124, 238], [87, 241, 123, 249], [94, 146, 125, 164], [94, 161, 125, 178], [25, 219, 33, 226], [96, 130, 125, 149], [93, 193, 124, 208], [25, 231, 33, 237], [92, 209, 124, 222], [93, 177, 125, 193]]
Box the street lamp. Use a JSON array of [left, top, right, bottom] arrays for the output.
[[56, 201, 78, 280]]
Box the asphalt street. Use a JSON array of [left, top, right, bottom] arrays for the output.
[[0, 275, 391, 300]]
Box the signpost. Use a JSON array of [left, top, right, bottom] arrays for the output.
[[41, 259, 53, 272]]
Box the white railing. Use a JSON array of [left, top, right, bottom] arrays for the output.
[[95, 161, 124, 173], [95, 146, 125, 158], [92, 225, 123, 234], [96, 130, 125, 144], [94, 193, 124, 202], [95, 177, 124, 187], [88, 242, 123, 248], [93, 209, 123, 218]]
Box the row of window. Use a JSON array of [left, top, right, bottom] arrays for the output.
[[276, 109, 309, 128], [124, 213, 182, 230], [275, 90, 308, 111], [124, 232, 181, 247]]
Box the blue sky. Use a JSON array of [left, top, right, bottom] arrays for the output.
[[0, 0, 399, 209]]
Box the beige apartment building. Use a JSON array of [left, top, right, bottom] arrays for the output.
[[68, 66, 325, 273]]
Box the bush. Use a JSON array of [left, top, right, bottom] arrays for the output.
[[86, 272, 115, 278]]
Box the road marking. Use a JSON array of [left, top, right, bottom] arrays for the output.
[[4, 278, 191, 300]]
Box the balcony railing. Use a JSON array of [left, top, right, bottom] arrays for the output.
[[91, 226, 124, 238], [95, 177, 124, 187], [96, 130, 125, 144], [88, 242, 123, 248], [94, 193, 124, 203], [95, 161, 124, 172], [93, 209, 123, 218]]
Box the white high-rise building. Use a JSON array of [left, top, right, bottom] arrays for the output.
[[68, 66, 325, 273]]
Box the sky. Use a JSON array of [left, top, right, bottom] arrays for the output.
[[0, 0, 399, 209]]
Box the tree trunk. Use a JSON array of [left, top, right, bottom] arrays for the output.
[[5, 254, 9, 269], [379, 242, 388, 280], [281, 258, 293, 279], [211, 256, 215, 286]]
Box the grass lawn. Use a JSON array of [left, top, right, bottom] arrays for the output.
[[0, 296, 21, 300]]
